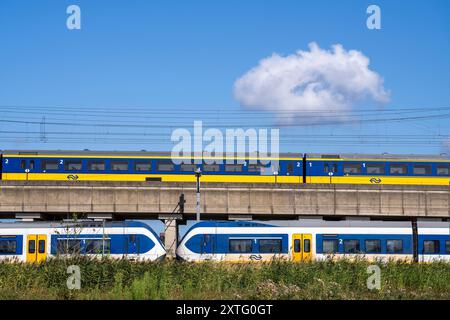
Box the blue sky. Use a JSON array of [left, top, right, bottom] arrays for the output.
[[0, 0, 449, 154]]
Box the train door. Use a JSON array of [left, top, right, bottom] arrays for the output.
[[292, 234, 312, 262], [125, 234, 140, 255], [26, 235, 47, 263], [20, 159, 35, 180], [302, 234, 312, 261], [323, 162, 338, 183], [285, 161, 302, 184], [292, 234, 302, 261]]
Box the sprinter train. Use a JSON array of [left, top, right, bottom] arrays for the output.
[[1, 150, 449, 185], [176, 220, 450, 263], [0, 221, 166, 262]]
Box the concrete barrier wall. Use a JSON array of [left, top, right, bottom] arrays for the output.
[[0, 181, 449, 219]]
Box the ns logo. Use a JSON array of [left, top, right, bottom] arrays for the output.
[[67, 175, 79, 181], [370, 178, 382, 184]]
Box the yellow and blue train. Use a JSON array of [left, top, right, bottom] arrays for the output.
[[0, 150, 449, 185]]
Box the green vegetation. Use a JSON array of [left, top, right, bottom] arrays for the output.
[[0, 258, 448, 299]]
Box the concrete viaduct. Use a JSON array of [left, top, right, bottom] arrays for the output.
[[1, 181, 449, 256]]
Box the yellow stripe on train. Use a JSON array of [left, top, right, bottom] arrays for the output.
[[3, 173, 449, 185], [307, 176, 450, 185], [2, 173, 302, 183]]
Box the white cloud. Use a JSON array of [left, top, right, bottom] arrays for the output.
[[233, 42, 390, 124]]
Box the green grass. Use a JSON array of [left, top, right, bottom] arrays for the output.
[[0, 257, 448, 299]]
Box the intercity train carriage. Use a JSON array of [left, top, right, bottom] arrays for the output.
[[0, 221, 166, 262], [0, 150, 303, 184], [0, 150, 449, 185], [176, 220, 450, 263], [305, 153, 450, 185]]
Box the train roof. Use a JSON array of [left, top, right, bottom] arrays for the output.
[[185, 220, 450, 229], [1, 150, 303, 159], [0, 220, 151, 229], [306, 153, 450, 161], [2, 150, 449, 161]]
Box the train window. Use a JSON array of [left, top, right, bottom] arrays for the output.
[[365, 240, 381, 253], [225, 164, 243, 172], [88, 161, 105, 171], [248, 164, 262, 173], [111, 161, 129, 171], [229, 239, 252, 253], [203, 234, 211, 244], [367, 164, 385, 175], [287, 163, 294, 174], [294, 239, 301, 253], [322, 239, 338, 253], [323, 164, 337, 173], [157, 161, 174, 172], [135, 161, 152, 172], [38, 240, 45, 254], [446, 240, 450, 254], [386, 239, 403, 253], [20, 160, 34, 170], [437, 166, 449, 175], [343, 239, 360, 253], [304, 239, 311, 253], [42, 160, 59, 171], [203, 164, 220, 172], [413, 164, 431, 175], [0, 240, 16, 254], [390, 164, 408, 175], [180, 164, 198, 172], [259, 239, 282, 253], [343, 164, 362, 175], [56, 239, 82, 254], [28, 240, 36, 254], [423, 240, 440, 254], [64, 161, 82, 171], [86, 239, 111, 254]]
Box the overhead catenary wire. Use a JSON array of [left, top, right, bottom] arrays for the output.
[[0, 104, 448, 150]]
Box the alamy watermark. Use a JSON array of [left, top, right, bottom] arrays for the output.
[[67, 265, 81, 290], [366, 265, 381, 290], [171, 121, 280, 173], [367, 4, 381, 30], [66, 5, 81, 30]]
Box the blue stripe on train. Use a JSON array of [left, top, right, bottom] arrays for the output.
[[184, 232, 450, 255], [185, 233, 289, 254], [50, 233, 155, 254], [316, 234, 413, 254]]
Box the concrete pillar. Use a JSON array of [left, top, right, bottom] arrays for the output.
[[164, 219, 178, 258]]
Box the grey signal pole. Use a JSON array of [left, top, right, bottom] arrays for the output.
[[195, 167, 202, 221]]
